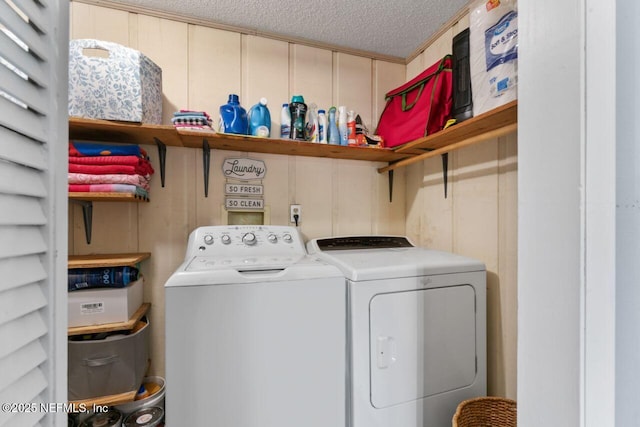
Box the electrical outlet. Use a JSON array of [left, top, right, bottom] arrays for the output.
[[290, 204, 302, 224]]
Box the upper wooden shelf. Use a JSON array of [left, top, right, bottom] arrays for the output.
[[379, 100, 518, 174], [69, 117, 412, 163], [394, 100, 517, 153], [68, 252, 151, 269]]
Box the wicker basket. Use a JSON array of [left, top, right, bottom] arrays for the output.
[[452, 396, 517, 427]]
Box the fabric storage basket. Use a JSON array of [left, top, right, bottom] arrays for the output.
[[68, 318, 150, 400], [452, 396, 517, 427], [68, 39, 163, 124]]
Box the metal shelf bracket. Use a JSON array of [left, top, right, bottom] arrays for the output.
[[154, 137, 167, 187], [203, 138, 211, 197], [442, 152, 449, 198], [70, 199, 93, 244]]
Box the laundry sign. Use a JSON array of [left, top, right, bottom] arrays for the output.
[[225, 198, 264, 209], [222, 157, 266, 180], [225, 183, 263, 196]]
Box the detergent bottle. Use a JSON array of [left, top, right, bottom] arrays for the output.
[[289, 95, 307, 141], [317, 109, 327, 144], [219, 94, 248, 135], [280, 103, 291, 139], [306, 103, 319, 142], [248, 97, 271, 137]]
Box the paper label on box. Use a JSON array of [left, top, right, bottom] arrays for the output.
[[81, 302, 105, 315]]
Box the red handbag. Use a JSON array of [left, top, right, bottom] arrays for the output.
[[376, 55, 453, 148]]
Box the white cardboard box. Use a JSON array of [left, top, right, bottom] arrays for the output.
[[68, 277, 144, 327], [68, 39, 163, 124]]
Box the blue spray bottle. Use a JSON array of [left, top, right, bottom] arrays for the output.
[[328, 107, 340, 145]]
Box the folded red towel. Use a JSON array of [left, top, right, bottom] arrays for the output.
[[69, 155, 143, 166], [69, 163, 151, 176], [69, 184, 148, 198]]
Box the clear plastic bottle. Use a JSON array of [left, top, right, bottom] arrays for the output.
[[317, 109, 327, 144], [280, 103, 291, 139]]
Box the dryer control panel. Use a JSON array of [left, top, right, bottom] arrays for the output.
[[184, 225, 305, 261], [311, 236, 414, 251]]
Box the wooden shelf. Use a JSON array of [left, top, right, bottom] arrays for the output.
[[379, 100, 518, 174], [396, 100, 517, 153], [69, 117, 412, 163], [69, 192, 149, 202], [69, 389, 137, 407], [68, 252, 151, 269], [68, 302, 151, 336], [69, 117, 183, 146]]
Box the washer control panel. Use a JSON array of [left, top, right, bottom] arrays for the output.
[[185, 226, 305, 265]]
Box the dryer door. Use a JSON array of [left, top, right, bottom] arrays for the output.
[[369, 284, 476, 408]]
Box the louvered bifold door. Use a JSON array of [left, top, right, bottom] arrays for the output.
[[0, 0, 68, 426]]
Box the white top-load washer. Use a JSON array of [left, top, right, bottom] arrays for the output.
[[165, 226, 346, 427], [307, 236, 486, 427]]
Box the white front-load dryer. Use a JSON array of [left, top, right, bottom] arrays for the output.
[[165, 226, 346, 427], [307, 236, 486, 427]]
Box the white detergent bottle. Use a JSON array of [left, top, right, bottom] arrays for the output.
[[280, 103, 291, 139], [317, 109, 327, 144], [338, 106, 348, 146]]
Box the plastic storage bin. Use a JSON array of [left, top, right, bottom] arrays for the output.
[[68, 318, 150, 400], [68, 39, 163, 124]]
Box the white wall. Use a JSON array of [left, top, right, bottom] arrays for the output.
[[519, 0, 618, 425], [518, 0, 583, 424], [616, 0, 640, 425]]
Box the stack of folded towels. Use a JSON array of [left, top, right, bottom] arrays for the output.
[[68, 141, 154, 199], [171, 110, 213, 131]]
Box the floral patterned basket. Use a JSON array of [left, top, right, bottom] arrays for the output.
[[68, 39, 162, 124]]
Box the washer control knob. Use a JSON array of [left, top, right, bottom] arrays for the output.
[[242, 232, 257, 245], [283, 233, 293, 243], [267, 234, 278, 243], [221, 235, 231, 245], [203, 235, 214, 245]]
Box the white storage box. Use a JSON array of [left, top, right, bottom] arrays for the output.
[[68, 277, 143, 327], [68, 39, 163, 124]]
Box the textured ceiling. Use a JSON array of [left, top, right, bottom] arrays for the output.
[[104, 0, 470, 59]]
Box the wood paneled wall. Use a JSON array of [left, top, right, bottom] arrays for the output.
[[68, 2, 407, 378], [69, 2, 517, 401], [406, 16, 518, 399]]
